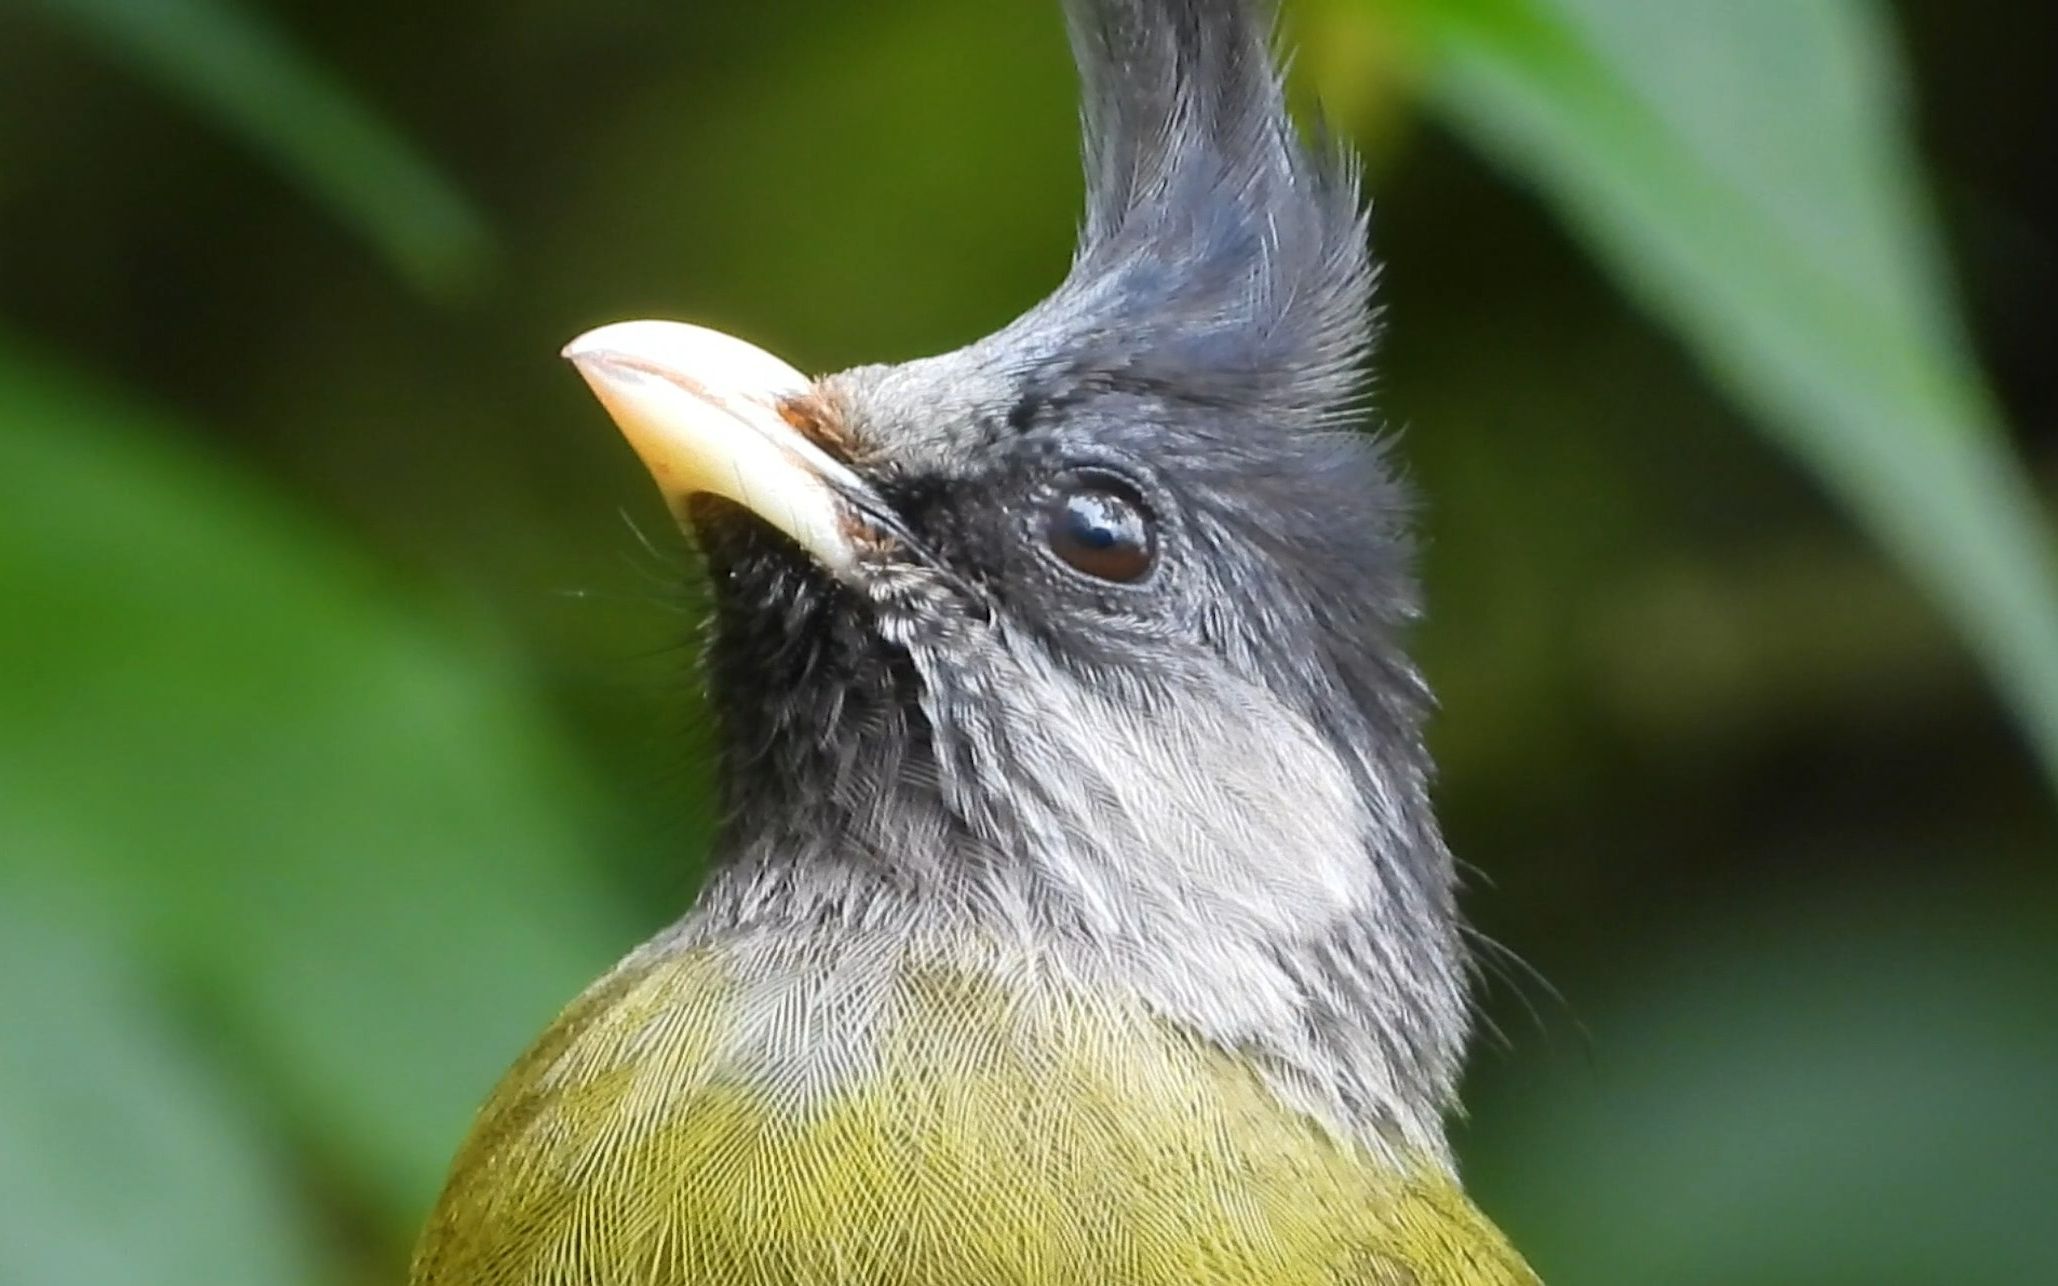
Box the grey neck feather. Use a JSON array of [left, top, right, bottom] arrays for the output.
[[663, 570, 1468, 1164]]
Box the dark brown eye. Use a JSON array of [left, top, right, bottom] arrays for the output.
[[1044, 479, 1156, 583]]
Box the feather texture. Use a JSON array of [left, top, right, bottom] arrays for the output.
[[414, 945, 1535, 1285], [999, 0, 1375, 428]]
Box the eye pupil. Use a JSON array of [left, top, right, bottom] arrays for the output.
[[1045, 480, 1155, 582]]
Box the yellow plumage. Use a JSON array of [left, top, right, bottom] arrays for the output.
[[413, 946, 1537, 1285]]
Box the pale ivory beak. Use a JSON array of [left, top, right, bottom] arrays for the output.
[[562, 319, 867, 572]]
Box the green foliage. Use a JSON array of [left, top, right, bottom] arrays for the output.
[[0, 341, 628, 1261], [0, 2, 2051, 1284], [1467, 882, 2058, 1284], [1406, 0, 2058, 788], [0, 892, 321, 1286], [28, 0, 490, 294]]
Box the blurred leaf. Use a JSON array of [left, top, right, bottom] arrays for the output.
[[0, 336, 628, 1228], [28, 0, 490, 294], [0, 886, 323, 1286], [1468, 881, 2058, 1285], [1404, 0, 2058, 789]]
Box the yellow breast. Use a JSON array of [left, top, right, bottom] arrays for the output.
[[412, 946, 1535, 1285]]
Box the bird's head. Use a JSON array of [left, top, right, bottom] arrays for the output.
[[566, 0, 1469, 1148]]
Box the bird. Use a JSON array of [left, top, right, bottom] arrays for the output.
[[411, 0, 1540, 1282]]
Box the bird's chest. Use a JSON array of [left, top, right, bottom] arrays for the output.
[[414, 951, 1522, 1285]]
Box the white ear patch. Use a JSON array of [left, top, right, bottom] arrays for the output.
[[989, 657, 1373, 941]]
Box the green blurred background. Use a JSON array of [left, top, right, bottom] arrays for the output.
[[2, 1, 2054, 1283]]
